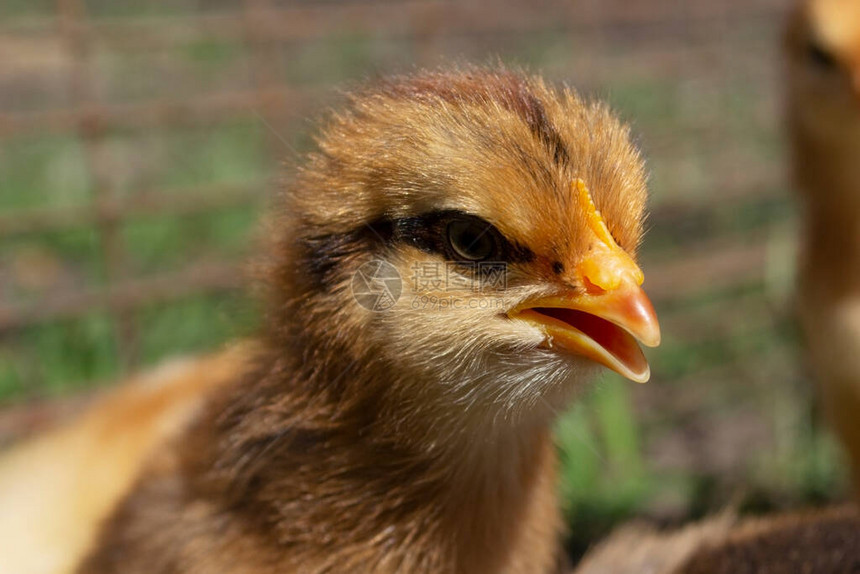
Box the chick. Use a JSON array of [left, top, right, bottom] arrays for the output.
[[575, 505, 860, 574], [785, 0, 860, 494], [0, 68, 660, 574]]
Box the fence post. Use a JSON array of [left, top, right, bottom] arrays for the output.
[[57, 0, 137, 372]]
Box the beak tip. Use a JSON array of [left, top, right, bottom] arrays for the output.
[[628, 367, 651, 384], [631, 319, 660, 348], [644, 331, 661, 348], [626, 288, 660, 348]]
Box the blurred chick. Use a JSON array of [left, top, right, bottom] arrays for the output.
[[575, 505, 860, 574], [0, 68, 660, 574], [786, 0, 860, 493]]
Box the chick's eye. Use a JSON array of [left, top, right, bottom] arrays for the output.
[[446, 217, 498, 261], [806, 40, 837, 70]]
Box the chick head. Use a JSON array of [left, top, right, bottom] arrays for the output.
[[277, 68, 659, 421]]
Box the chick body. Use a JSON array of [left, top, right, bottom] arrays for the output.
[[0, 346, 250, 574], [786, 0, 860, 494], [0, 68, 657, 574]]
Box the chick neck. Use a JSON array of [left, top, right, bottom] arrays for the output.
[[192, 294, 566, 572]]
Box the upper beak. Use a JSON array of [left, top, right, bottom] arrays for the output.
[[508, 180, 661, 383]]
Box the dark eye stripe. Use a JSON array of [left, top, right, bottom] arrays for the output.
[[382, 210, 534, 264], [299, 211, 535, 293]]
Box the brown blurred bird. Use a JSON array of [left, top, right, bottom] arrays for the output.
[[574, 505, 860, 574], [785, 0, 860, 494], [0, 68, 661, 574]]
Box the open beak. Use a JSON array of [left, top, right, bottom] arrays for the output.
[[509, 281, 660, 383], [508, 179, 661, 383]]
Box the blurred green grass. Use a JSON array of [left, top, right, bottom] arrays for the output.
[[0, 2, 850, 557], [0, 118, 268, 398]]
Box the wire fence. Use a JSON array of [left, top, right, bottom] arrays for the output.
[[0, 0, 789, 357], [3, 0, 835, 534]]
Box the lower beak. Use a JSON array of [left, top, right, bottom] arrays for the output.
[[508, 281, 660, 383]]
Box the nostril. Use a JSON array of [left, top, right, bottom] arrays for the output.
[[582, 276, 606, 296]]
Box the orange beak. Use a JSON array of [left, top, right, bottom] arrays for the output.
[[508, 180, 661, 383]]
